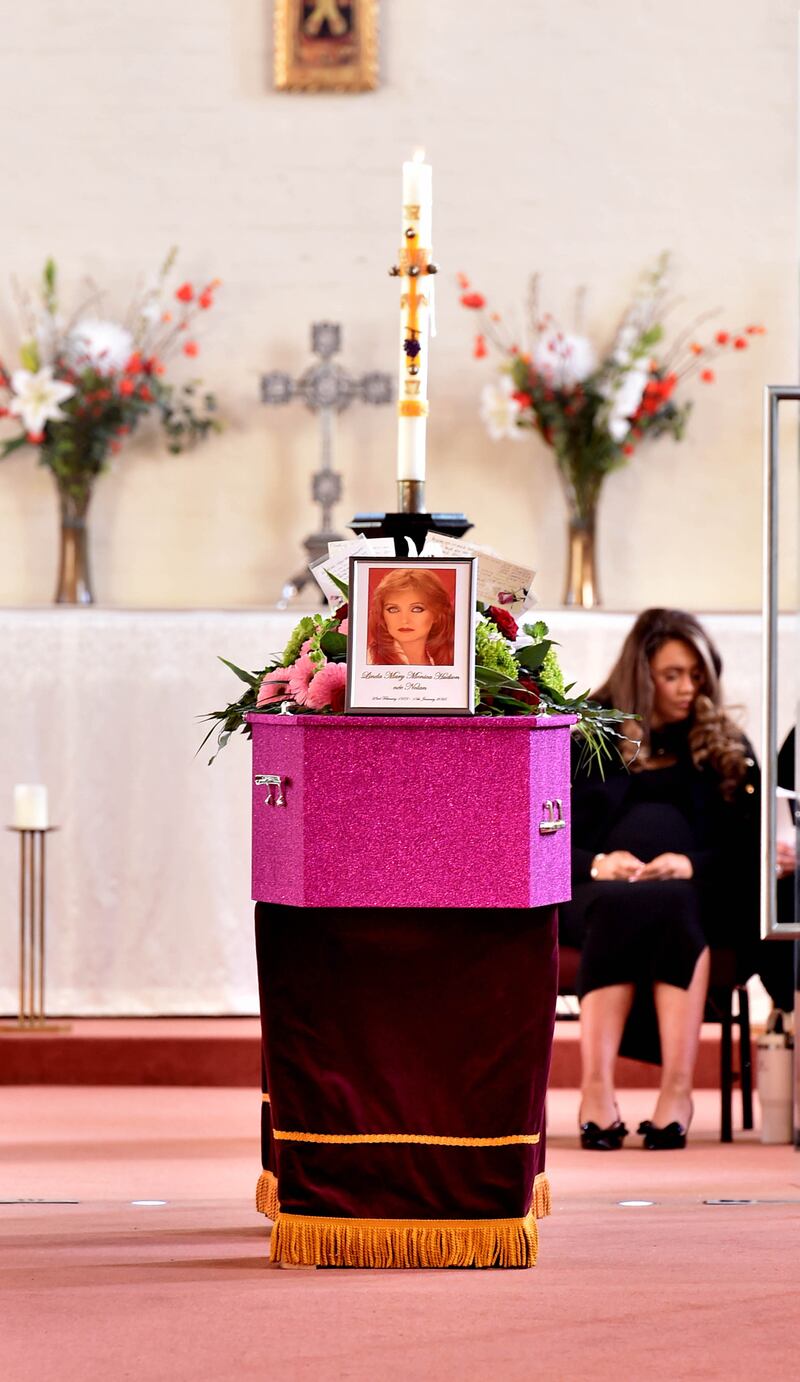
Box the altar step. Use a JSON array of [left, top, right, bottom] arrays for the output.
[[0, 1018, 750, 1088]]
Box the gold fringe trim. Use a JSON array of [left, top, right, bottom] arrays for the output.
[[398, 399, 430, 418], [532, 1172, 552, 1220], [274, 1130, 539, 1147], [271, 1211, 539, 1269], [261, 1093, 271, 1103], [255, 1169, 280, 1221]]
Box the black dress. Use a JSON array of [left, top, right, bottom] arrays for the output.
[[559, 719, 760, 1063]]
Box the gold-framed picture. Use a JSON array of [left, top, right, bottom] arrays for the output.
[[274, 0, 379, 92]]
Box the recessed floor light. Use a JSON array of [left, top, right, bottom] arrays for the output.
[[703, 1198, 757, 1206], [130, 1200, 167, 1206], [617, 1199, 655, 1207]]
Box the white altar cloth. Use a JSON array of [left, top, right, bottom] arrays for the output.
[[0, 608, 795, 1015]]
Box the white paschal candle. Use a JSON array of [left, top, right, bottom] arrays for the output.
[[397, 152, 433, 483], [13, 784, 49, 829]]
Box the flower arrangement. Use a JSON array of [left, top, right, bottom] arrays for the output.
[[1, 250, 221, 486], [0, 250, 222, 602], [460, 255, 766, 604], [200, 578, 626, 769]]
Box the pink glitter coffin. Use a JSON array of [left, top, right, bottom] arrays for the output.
[[249, 714, 575, 909]]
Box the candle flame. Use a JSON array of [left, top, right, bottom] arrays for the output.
[[412, 148, 426, 163]]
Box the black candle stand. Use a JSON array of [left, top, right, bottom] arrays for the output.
[[349, 510, 473, 556]]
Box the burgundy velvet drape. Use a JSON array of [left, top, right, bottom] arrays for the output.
[[255, 902, 557, 1231]]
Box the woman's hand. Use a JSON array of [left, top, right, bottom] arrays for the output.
[[635, 852, 694, 881], [776, 841, 796, 877], [591, 851, 645, 881]]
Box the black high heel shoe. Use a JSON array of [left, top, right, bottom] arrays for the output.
[[580, 1119, 629, 1151], [637, 1119, 688, 1150]]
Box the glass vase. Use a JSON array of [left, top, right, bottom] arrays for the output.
[[560, 475, 601, 608], [54, 480, 94, 605]]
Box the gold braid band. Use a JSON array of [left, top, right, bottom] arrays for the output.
[[397, 400, 429, 418], [262, 1092, 271, 1103], [273, 1129, 539, 1146]]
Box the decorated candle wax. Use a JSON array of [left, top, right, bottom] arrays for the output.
[[397, 151, 434, 485]]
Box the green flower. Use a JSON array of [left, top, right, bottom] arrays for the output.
[[281, 616, 318, 667], [475, 619, 519, 681], [539, 646, 565, 696]]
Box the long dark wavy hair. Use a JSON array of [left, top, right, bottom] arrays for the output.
[[593, 608, 748, 800], [367, 568, 455, 666]]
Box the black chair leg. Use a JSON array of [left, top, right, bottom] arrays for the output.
[[738, 986, 754, 1130], [720, 1003, 733, 1143]]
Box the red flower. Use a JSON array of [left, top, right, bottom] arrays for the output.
[[746, 324, 766, 335], [183, 341, 199, 358], [125, 351, 144, 374], [175, 283, 194, 303], [700, 368, 715, 382], [622, 443, 635, 456], [118, 378, 135, 396], [473, 334, 487, 359], [335, 602, 349, 624], [511, 391, 532, 408], [139, 384, 154, 402], [514, 674, 541, 707], [456, 272, 470, 290], [734, 336, 747, 350], [27, 430, 45, 444], [487, 605, 519, 640], [0, 406, 9, 417], [689, 343, 704, 355], [197, 290, 214, 310], [460, 292, 485, 309], [715, 331, 730, 346]]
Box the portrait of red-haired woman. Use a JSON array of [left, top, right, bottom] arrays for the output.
[[367, 567, 455, 666]]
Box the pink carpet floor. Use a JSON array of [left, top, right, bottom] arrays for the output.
[[1, 1085, 798, 1381]]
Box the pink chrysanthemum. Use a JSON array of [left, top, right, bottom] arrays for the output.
[[287, 651, 317, 705], [304, 661, 347, 713], [257, 667, 290, 706], [338, 618, 349, 636]]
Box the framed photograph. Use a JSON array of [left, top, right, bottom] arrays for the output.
[[345, 557, 477, 715], [274, 0, 379, 93]]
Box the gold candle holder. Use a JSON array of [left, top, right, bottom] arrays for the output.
[[1, 827, 69, 1033], [396, 479, 426, 514]]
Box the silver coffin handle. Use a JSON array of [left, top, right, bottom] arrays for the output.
[[254, 774, 286, 807], [539, 798, 567, 835]]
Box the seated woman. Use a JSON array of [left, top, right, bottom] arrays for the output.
[[560, 608, 760, 1150]]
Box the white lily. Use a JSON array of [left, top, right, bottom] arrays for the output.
[[480, 378, 524, 441], [604, 366, 649, 442], [9, 367, 75, 435]]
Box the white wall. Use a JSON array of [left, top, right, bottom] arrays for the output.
[[0, 0, 797, 611]]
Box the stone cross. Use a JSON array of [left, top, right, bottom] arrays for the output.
[[261, 321, 393, 600]]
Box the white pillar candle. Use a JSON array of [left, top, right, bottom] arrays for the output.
[[397, 151, 433, 483], [13, 784, 49, 830]]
